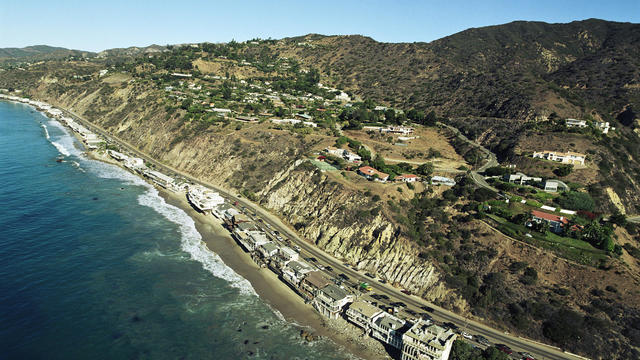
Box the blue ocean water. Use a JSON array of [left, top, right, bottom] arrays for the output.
[[0, 101, 347, 360]]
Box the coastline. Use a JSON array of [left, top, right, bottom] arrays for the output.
[[157, 187, 391, 360], [77, 131, 391, 359]]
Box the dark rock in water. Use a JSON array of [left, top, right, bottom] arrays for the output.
[[253, 341, 259, 345], [92, 197, 99, 201], [247, 351, 254, 356], [237, 328, 242, 332], [111, 332, 123, 339], [299, 330, 316, 342], [243, 340, 249, 345], [56, 158, 63, 163], [261, 325, 269, 330], [131, 314, 141, 323]]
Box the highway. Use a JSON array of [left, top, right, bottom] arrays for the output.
[[63, 108, 586, 360]]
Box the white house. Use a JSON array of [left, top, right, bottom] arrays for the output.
[[395, 174, 420, 183], [281, 260, 316, 287], [431, 176, 456, 186], [565, 118, 587, 128], [532, 150, 586, 165], [503, 172, 542, 185], [313, 284, 354, 319], [370, 312, 408, 350], [401, 321, 457, 360], [345, 301, 383, 332]]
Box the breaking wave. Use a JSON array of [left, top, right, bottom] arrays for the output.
[[41, 124, 50, 139], [137, 186, 257, 296]]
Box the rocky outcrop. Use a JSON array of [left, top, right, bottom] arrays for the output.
[[260, 166, 455, 304]]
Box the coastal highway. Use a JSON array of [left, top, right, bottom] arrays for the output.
[[63, 108, 585, 360]]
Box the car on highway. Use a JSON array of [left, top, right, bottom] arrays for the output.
[[461, 331, 473, 340], [420, 305, 434, 312], [405, 309, 417, 316], [325, 266, 333, 272], [474, 334, 490, 346], [391, 301, 407, 308], [379, 279, 387, 284], [378, 294, 390, 300], [495, 344, 513, 355], [364, 272, 375, 278], [338, 273, 349, 281], [401, 289, 412, 295], [519, 352, 535, 360]]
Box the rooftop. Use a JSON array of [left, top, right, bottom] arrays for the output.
[[531, 210, 569, 224], [321, 284, 350, 301], [373, 312, 406, 331], [348, 300, 382, 319]]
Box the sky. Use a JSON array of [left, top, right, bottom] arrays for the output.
[[1, 0, 639, 52]]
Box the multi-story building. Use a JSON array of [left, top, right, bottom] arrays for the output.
[[401, 321, 457, 360], [345, 300, 382, 332], [313, 284, 354, 319], [370, 312, 409, 349]]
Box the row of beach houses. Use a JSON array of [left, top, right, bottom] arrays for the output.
[[3, 92, 456, 360]]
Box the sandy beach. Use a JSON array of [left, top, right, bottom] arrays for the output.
[[157, 188, 392, 360]]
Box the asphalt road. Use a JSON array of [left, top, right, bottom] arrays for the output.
[[65, 110, 585, 360]]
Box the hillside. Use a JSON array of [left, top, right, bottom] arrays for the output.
[[1, 19, 640, 359], [0, 45, 93, 64]]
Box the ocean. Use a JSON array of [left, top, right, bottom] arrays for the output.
[[0, 100, 347, 359]]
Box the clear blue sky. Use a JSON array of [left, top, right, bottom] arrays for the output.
[[1, 0, 638, 52]]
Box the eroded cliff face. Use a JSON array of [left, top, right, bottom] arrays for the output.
[[260, 165, 458, 305], [9, 74, 462, 309]]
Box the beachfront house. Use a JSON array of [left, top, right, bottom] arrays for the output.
[[532, 150, 586, 165], [299, 271, 331, 300], [257, 242, 281, 259], [346, 301, 383, 333], [401, 321, 457, 360], [143, 170, 175, 190], [530, 210, 569, 234], [358, 166, 389, 183], [370, 312, 409, 350], [313, 284, 354, 319], [281, 260, 316, 288]]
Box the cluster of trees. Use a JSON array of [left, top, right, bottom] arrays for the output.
[[450, 340, 510, 360]]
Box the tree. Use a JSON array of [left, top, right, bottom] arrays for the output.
[[556, 191, 595, 211], [609, 211, 627, 226], [554, 164, 573, 177], [416, 162, 434, 176], [425, 110, 437, 126], [581, 221, 614, 251]]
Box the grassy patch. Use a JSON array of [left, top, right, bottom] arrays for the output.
[[486, 214, 608, 266]]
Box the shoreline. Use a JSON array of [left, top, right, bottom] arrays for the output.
[[0, 96, 389, 359], [81, 137, 391, 360], [157, 187, 391, 360]]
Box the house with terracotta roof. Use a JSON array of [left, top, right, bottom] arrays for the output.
[[530, 210, 569, 234], [358, 166, 389, 182], [395, 174, 420, 183]]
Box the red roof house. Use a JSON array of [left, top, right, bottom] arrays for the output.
[[358, 166, 389, 182], [531, 210, 569, 234]]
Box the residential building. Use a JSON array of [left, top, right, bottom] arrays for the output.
[[282, 260, 316, 287], [257, 242, 280, 259], [565, 118, 587, 128], [300, 271, 331, 300], [543, 179, 570, 193], [402, 321, 456, 360], [396, 174, 420, 183], [343, 150, 362, 163], [237, 230, 269, 252], [212, 203, 234, 219], [370, 312, 409, 349], [532, 150, 586, 165], [345, 301, 382, 332], [313, 284, 354, 319], [431, 176, 456, 186], [144, 170, 175, 189], [325, 146, 345, 157], [595, 121, 612, 134], [358, 166, 389, 182], [380, 126, 414, 135], [503, 172, 542, 185], [530, 210, 569, 234]]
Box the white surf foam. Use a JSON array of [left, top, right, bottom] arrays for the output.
[[137, 187, 257, 296], [44, 119, 84, 157], [41, 124, 50, 139]]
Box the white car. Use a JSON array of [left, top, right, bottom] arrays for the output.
[[462, 332, 473, 340]]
